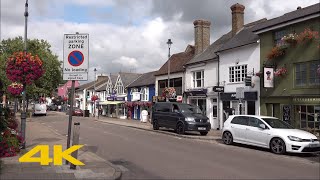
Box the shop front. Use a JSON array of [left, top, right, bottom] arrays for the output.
[[184, 88, 219, 129], [220, 91, 258, 120], [100, 96, 126, 118]]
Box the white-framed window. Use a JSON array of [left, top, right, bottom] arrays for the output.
[[141, 87, 149, 101], [192, 70, 204, 88], [229, 65, 247, 83], [116, 80, 124, 94], [130, 88, 138, 100]]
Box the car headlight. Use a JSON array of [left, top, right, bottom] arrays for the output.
[[288, 136, 302, 142], [185, 117, 195, 122]]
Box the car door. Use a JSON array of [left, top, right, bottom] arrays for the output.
[[230, 116, 249, 143], [158, 103, 171, 128], [246, 117, 271, 147]]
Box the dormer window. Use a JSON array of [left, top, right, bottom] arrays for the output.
[[140, 87, 149, 101]]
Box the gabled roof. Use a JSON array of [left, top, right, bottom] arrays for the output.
[[155, 45, 195, 76], [117, 72, 142, 88], [186, 32, 232, 65], [128, 71, 156, 88], [251, 3, 320, 33], [75, 81, 95, 91], [96, 82, 108, 92], [87, 76, 109, 90], [218, 19, 267, 52]]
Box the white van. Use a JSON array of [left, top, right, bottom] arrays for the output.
[[33, 103, 47, 116]]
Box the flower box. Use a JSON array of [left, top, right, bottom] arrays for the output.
[[281, 33, 298, 46], [266, 46, 285, 60]]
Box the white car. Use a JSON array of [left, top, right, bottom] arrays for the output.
[[33, 103, 47, 116], [222, 115, 320, 154]]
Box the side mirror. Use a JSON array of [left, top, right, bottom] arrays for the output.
[[259, 124, 266, 129]]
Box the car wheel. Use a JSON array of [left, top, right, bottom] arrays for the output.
[[200, 132, 208, 136], [222, 131, 233, 145], [270, 138, 286, 154], [176, 123, 185, 135], [153, 120, 159, 130]]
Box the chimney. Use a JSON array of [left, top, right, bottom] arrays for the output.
[[231, 3, 245, 36], [193, 20, 211, 55]]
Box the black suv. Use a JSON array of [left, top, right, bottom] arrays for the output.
[[152, 102, 211, 136]]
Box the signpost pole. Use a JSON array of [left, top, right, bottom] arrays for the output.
[[66, 80, 75, 165]]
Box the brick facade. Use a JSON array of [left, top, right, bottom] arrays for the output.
[[231, 3, 245, 36]]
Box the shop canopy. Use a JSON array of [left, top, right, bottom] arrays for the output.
[[99, 101, 124, 105]]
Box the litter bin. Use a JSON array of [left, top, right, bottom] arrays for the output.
[[141, 110, 148, 123], [84, 110, 90, 117]]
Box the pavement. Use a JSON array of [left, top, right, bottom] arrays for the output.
[[0, 116, 122, 180], [92, 115, 222, 141]]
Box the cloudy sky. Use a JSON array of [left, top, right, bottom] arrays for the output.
[[1, 0, 319, 82]]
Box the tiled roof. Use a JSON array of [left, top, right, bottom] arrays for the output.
[[186, 32, 232, 65], [155, 45, 195, 76], [128, 71, 156, 88], [96, 82, 108, 92], [87, 76, 109, 90], [118, 72, 142, 87], [75, 81, 95, 91], [218, 19, 267, 52], [251, 3, 320, 33]]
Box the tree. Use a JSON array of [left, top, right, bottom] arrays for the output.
[[0, 37, 63, 100]]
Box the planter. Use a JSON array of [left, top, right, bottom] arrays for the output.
[[274, 67, 288, 77], [266, 46, 285, 60], [297, 28, 319, 43]]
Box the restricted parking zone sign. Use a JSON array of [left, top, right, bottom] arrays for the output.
[[63, 33, 89, 81]]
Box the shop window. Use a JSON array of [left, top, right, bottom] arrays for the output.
[[296, 105, 319, 129], [229, 65, 247, 83], [192, 70, 204, 88]]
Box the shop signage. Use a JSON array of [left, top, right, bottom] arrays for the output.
[[115, 97, 125, 101], [220, 92, 258, 101], [264, 67, 274, 88], [282, 105, 291, 123], [293, 98, 320, 103], [176, 95, 183, 102], [107, 97, 114, 101], [152, 96, 166, 102], [213, 86, 224, 92]]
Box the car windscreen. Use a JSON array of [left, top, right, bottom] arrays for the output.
[[178, 104, 202, 114], [262, 118, 293, 129]]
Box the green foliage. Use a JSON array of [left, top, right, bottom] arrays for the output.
[[0, 37, 64, 100]]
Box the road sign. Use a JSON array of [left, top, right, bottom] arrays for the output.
[[68, 50, 84, 67], [213, 86, 224, 92], [63, 33, 89, 81]]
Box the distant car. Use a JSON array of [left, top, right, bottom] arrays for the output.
[[33, 103, 47, 116], [66, 107, 83, 116], [48, 104, 58, 111], [222, 115, 320, 154], [152, 102, 211, 136]]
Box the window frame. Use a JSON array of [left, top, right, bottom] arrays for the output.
[[140, 87, 149, 101], [229, 65, 247, 83], [192, 70, 204, 88], [295, 60, 320, 87]]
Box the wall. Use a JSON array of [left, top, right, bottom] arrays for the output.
[[155, 72, 184, 96]]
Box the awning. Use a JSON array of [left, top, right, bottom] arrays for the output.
[[184, 88, 207, 97], [99, 101, 124, 105]]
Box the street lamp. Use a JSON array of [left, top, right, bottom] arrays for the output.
[[167, 39, 173, 88], [21, 0, 29, 149], [93, 68, 97, 117]]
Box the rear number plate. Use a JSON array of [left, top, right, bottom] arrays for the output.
[[198, 127, 206, 130]]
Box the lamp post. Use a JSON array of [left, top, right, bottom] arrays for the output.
[[93, 68, 97, 117], [167, 39, 173, 88], [21, 0, 28, 149]]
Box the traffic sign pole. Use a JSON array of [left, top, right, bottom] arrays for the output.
[[66, 78, 75, 165]]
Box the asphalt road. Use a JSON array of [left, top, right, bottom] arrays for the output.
[[30, 112, 320, 179]]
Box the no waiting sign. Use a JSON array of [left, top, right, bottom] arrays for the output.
[[63, 33, 89, 81]]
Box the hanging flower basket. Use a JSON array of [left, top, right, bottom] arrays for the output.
[[91, 95, 99, 102], [281, 33, 298, 46], [6, 52, 45, 85], [266, 46, 285, 60], [297, 28, 319, 43], [162, 87, 176, 98], [274, 67, 288, 77], [63, 97, 68, 102], [7, 82, 23, 96]]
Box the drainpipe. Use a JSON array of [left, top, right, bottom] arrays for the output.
[[215, 52, 221, 130]]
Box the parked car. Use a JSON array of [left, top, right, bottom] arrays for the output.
[[152, 102, 211, 136], [222, 115, 320, 154], [32, 103, 47, 116], [48, 104, 58, 111]]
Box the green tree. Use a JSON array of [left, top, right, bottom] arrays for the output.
[[0, 37, 64, 100]]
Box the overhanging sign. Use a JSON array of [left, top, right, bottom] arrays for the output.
[[63, 33, 89, 81]]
